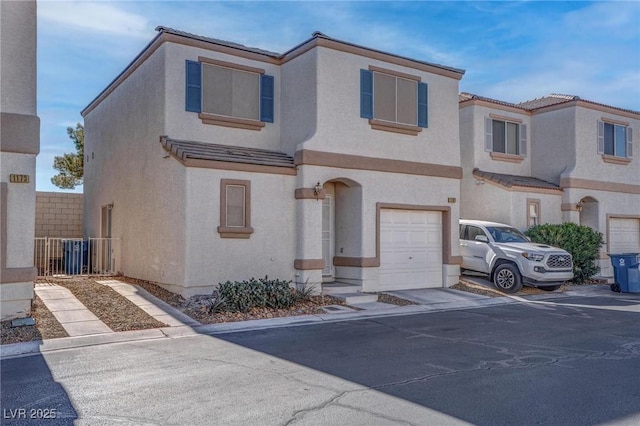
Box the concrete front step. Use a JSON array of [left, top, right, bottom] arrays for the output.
[[322, 283, 362, 295], [330, 292, 378, 305]]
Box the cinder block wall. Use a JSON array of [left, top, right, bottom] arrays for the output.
[[35, 192, 83, 238]]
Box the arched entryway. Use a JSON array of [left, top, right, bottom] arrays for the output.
[[321, 178, 362, 282]]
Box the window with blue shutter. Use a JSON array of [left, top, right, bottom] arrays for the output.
[[360, 69, 373, 119], [185, 60, 201, 113], [417, 82, 428, 128], [260, 74, 274, 123], [361, 68, 426, 134], [186, 59, 274, 127]]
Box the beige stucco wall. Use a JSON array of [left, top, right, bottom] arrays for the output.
[[1, 154, 36, 267], [568, 107, 639, 185], [0, 1, 37, 115], [460, 178, 562, 232], [280, 48, 317, 155], [180, 168, 297, 297], [530, 107, 576, 185], [298, 47, 461, 167], [0, 1, 38, 320], [35, 192, 83, 238], [84, 44, 187, 286], [459, 104, 532, 176]]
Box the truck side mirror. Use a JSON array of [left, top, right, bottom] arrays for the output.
[[475, 235, 489, 243]]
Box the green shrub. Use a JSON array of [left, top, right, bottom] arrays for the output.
[[525, 223, 604, 284], [217, 276, 296, 312]]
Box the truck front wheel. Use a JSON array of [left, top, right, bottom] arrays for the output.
[[493, 263, 523, 294]]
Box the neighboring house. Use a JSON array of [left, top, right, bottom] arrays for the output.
[[459, 93, 640, 277], [82, 27, 465, 297], [0, 0, 39, 320]]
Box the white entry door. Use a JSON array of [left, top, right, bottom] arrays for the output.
[[609, 218, 640, 254], [322, 194, 334, 280], [379, 209, 443, 291]]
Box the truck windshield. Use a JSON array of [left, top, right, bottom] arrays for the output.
[[486, 226, 529, 243]]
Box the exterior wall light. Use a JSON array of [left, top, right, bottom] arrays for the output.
[[313, 182, 323, 199]]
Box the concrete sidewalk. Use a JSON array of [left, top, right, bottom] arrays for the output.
[[35, 283, 112, 337]]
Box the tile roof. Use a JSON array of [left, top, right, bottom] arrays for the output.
[[156, 26, 281, 57], [460, 92, 639, 115], [472, 168, 561, 191], [156, 26, 465, 75], [459, 92, 523, 109], [516, 94, 580, 110], [160, 136, 295, 169]]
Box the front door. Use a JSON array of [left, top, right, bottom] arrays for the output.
[[322, 194, 334, 281], [101, 205, 113, 273]]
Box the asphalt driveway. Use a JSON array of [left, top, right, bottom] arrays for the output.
[[2, 291, 639, 425]]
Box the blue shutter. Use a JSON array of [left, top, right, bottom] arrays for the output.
[[185, 60, 201, 113], [360, 69, 373, 119], [417, 82, 428, 128], [260, 74, 274, 123]]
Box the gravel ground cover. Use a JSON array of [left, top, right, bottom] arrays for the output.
[[1, 296, 68, 345], [50, 277, 168, 332], [454, 278, 608, 297]]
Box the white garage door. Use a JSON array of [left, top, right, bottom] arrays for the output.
[[609, 218, 640, 254], [379, 209, 443, 291]]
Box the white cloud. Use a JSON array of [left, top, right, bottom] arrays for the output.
[[38, 1, 150, 39], [563, 1, 640, 40]]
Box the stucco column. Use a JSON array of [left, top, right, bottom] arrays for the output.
[[562, 209, 580, 224], [0, 0, 38, 320], [294, 194, 324, 289]]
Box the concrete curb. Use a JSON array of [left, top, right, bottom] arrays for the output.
[[1, 285, 615, 360], [0, 296, 517, 359]]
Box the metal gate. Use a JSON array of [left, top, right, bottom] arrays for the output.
[[34, 237, 121, 276]]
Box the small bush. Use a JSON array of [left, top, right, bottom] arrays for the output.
[[294, 280, 318, 302], [217, 276, 296, 312], [525, 223, 604, 284]]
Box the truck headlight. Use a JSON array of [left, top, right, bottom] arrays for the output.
[[521, 252, 544, 262]]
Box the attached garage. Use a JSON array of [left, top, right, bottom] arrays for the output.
[[378, 209, 443, 291], [609, 217, 640, 254]]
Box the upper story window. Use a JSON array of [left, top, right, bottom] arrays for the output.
[[598, 120, 633, 161], [360, 67, 428, 136], [484, 116, 527, 162], [186, 58, 274, 130]]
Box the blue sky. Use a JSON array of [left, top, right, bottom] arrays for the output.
[[37, 0, 640, 192]]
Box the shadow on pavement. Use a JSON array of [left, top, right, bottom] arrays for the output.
[[1, 352, 78, 425], [218, 299, 640, 425]]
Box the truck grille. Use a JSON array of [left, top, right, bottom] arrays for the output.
[[547, 255, 572, 269]]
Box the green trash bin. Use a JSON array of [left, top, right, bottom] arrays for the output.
[[609, 253, 640, 293]]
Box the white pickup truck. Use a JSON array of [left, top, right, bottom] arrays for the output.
[[459, 220, 574, 293]]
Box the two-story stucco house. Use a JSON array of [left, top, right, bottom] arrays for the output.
[[82, 27, 465, 297], [459, 93, 640, 278]]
